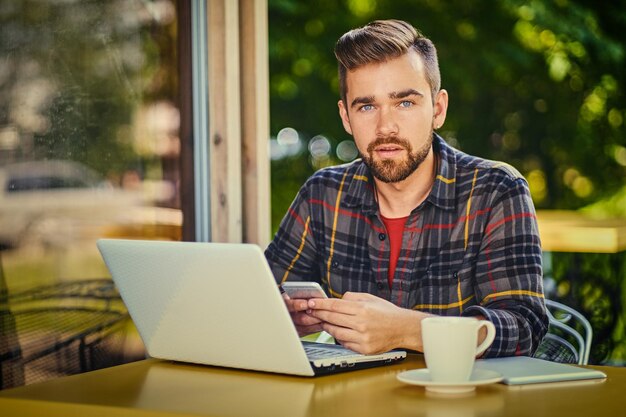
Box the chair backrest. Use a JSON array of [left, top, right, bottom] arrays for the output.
[[537, 299, 593, 365]]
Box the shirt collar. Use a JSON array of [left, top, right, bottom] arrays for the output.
[[341, 160, 379, 215], [341, 134, 458, 213]]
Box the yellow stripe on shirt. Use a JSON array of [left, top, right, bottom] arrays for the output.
[[413, 294, 475, 311], [481, 290, 545, 304], [326, 172, 349, 297], [457, 277, 464, 314], [464, 169, 479, 250], [436, 174, 456, 184], [280, 216, 311, 284]]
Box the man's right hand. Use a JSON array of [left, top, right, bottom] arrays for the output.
[[282, 293, 324, 336]]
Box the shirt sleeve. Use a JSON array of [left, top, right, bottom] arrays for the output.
[[463, 177, 548, 357], [264, 182, 322, 284]]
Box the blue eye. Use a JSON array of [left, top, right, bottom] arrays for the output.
[[360, 104, 374, 112], [399, 100, 413, 108]]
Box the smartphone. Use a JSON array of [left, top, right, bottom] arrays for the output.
[[280, 281, 327, 300]]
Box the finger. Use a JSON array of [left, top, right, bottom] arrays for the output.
[[337, 341, 363, 354], [292, 312, 323, 326], [321, 322, 360, 344], [341, 291, 376, 302], [285, 298, 310, 313], [307, 298, 360, 315], [296, 323, 324, 337], [311, 309, 360, 330], [321, 323, 386, 355]]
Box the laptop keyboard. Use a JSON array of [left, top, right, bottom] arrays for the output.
[[303, 342, 357, 359]]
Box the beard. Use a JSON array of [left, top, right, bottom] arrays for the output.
[[360, 129, 433, 183]]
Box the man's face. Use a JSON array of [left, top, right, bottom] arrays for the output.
[[338, 50, 447, 183]]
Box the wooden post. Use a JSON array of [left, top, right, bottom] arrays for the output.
[[207, 0, 243, 242], [239, 0, 271, 247]]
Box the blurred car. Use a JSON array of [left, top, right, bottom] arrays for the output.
[[0, 160, 151, 249]]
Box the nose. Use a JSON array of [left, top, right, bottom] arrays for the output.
[[375, 107, 399, 137]]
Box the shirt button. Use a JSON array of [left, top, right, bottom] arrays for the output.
[[331, 261, 339, 269], [377, 282, 385, 290], [453, 272, 458, 279], [378, 233, 386, 241]]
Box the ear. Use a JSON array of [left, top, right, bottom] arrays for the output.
[[432, 89, 449, 130], [338, 100, 353, 135]]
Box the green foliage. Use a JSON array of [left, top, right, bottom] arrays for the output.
[[551, 251, 626, 364]]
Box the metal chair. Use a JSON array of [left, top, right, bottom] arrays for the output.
[[535, 299, 593, 365], [1, 279, 138, 388]]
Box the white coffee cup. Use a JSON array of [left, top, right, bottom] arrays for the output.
[[422, 316, 496, 383]]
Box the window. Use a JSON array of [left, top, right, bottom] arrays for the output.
[[0, 0, 184, 388]]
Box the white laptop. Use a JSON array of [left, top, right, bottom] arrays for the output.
[[474, 356, 606, 385], [97, 239, 406, 376]]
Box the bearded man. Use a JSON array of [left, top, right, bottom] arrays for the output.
[[265, 19, 548, 358]]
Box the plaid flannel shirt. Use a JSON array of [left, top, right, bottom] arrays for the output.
[[265, 134, 548, 358]]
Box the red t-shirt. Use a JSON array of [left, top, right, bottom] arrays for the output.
[[380, 214, 409, 288]]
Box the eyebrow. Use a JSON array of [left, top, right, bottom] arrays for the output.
[[350, 95, 375, 109], [389, 89, 424, 100], [350, 89, 424, 109]]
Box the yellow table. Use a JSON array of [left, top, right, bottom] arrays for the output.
[[0, 355, 623, 417], [536, 210, 626, 253]]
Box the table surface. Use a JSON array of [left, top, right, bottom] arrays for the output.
[[0, 355, 624, 417], [536, 210, 626, 253]]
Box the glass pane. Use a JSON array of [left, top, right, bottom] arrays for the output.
[[0, 0, 182, 388]]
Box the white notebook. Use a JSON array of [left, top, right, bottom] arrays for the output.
[[474, 356, 606, 385]]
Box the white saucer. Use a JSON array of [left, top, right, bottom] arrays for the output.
[[397, 368, 503, 394]]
